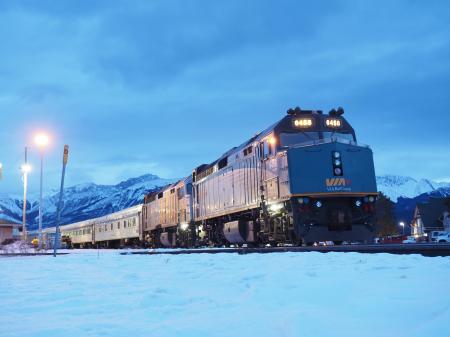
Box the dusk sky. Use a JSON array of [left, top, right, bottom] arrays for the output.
[[0, 0, 449, 196]]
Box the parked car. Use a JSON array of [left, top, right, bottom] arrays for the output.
[[402, 236, 417, 244], [430, 231, 449, 242], [436, 233, 450, 243], [380, 235, 408, 244]]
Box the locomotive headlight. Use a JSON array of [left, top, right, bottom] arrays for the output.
[[315, 200, 323, 208], [333, 151, 340, 159], [368, 196, 375, 203], [180, 222, 189, 231], [334, 159, 341, 166], [326, 118, 342, 128], [334, 167, 342, 175], [294, 118, 313, 128], [355, 200, 362, 207], [269, 203, 283, 213]]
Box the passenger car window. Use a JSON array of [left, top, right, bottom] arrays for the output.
[[263, 141, 269, 158]]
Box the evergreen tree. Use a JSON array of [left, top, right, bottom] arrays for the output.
[[376, 192, 398, 236], [444, 196, 450, 210]]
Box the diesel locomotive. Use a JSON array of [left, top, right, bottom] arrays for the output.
[[142, 106, 377, 247], [43, 107, 378, 248]]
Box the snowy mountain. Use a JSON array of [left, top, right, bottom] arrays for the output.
[[376, 175, 450, 201], [1, 173, 449, 230], [0, 174, 176, 230]]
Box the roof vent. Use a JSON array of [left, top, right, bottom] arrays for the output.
[[329, 107, 344, 116], [287, 107, 302, 115]]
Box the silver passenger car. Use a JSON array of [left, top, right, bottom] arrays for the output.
[[46, 204, 142, 248]]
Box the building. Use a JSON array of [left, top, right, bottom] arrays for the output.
[[0, 220, 22, 244], [411, 197, 450, 237]]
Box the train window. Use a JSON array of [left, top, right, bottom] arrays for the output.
[[158, 192, 163, 199], [177, 187, 184, 199], [218, 157, 227, 170], [279, 132, 319, 147], [243, 146, 253, 157], [111, 223, 113, 230], [118, 222, 121, 229], [170, 188, 175, 194], [263, 141, 270, 158], [322, 132, 355, 143], [186, 183, 192, 194]]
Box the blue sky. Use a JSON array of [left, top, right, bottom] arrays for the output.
[[0, 0, 449, 196]]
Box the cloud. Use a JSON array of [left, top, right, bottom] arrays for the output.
[[0, 0, 449, 195]]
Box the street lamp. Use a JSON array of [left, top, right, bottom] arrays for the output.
[[399, 222, 405, 236], [34, 132, 49, 250], [21, 161, 31, 241]]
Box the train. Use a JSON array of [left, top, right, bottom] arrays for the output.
[[42, 107, 378, 248]]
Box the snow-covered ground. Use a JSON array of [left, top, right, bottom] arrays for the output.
[[1, 251, 449, 337]]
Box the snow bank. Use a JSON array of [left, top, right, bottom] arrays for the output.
[[0, 241, 36, 254], [0, 251, 449, 337]]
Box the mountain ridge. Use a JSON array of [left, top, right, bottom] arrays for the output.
[[1, 174, 449, 229], [0, 174, 176, 229]]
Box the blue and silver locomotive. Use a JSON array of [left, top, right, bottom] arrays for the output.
[[190, 107, 377, 246]]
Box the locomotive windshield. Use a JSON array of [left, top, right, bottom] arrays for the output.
[[322, 131, 355, 142], [279, 132, 319, 146], [279, 130, 356, 147]]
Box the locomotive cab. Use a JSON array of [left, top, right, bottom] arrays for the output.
[[271, 107, 357, 151]]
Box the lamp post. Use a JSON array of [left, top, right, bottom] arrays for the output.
[[399, 222, 405, 236], [35, 133, 49, 250], [21, 151, 31, 241]]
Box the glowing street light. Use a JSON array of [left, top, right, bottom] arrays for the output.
[[399, 222, 405, 236], [21, 164, 31, 174], [35, 132, 50, 250], [34, 133, 49, 148]]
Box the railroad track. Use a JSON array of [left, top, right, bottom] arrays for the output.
[[0, 252, 70, 257], [121, 244, 450, 257]]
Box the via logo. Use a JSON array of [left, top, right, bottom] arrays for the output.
[[325, 178, 352, 187]]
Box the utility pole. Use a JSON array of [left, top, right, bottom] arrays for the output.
[[35, 133, 49, 250], [22, 147, 29, 241], [38, 151, 44, 249], [53, 145, 69, 257]]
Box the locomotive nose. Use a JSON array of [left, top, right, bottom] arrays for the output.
[[287, 142, 377, 196]]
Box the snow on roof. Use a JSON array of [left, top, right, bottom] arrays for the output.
[[0, 219, 21, 227]]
